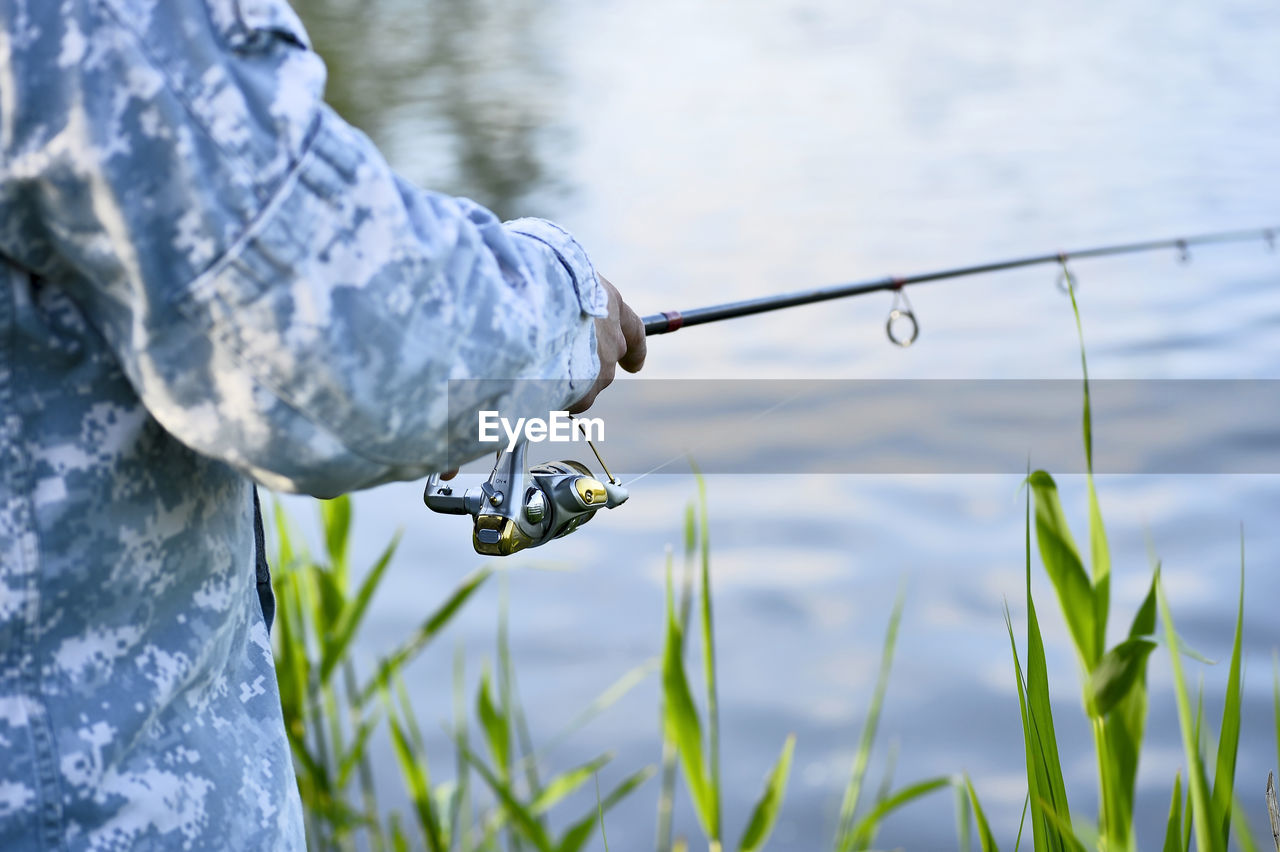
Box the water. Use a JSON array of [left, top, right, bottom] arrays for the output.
[[285, 0, 1280, 846]]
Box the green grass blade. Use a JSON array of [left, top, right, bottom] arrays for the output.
[[313, 562, 347, 631], [1162, 773, 1183, 852], [875, 740, 899, 808], [359, 566, 493, 703], [498, 580, 543, 814], [336, 708, 382, 788], [1230, 791, 1263, 852], [843, 775, 952, 849], [556, 766, 656, 852], [1087, 471, 1110, 663], [286, 733, 324, 798], [1014, 793, 1028, 852], [459, 743, 554, 852], [321, 679, 346, 812], [269, 496, 299, 566], [451, 645, 470, 852], [1100, 705, 1142, 850], [391, 674, 436, 852], [321, 531, 401, 684], [661, 565, 714, 838], [1210, 536, 1246, 848], [964, 775, 1001, 852], [855, 741, 899, 852], [477, 670, 512, 782], [1064, 273, 1111, 662], [1009, 475, 1073, 852], [274, 570, 310, 748], [692, 466, 722, 841], [955, 779, 973, 852], [557, 814, 596, 852], [1061, 265, 1088, 461], [1035, 799, 1092, 852], [389, 812, 410, 852], [529, 753, 613, 814], [1023, 476, 1075, 850], [1023, 603, 1073, 843], [1157, 580, 1223, 852], [834, 586, 906, 849], [1086, 637, 1157, 718], [532, 658, 657, 765], [1005, 606, 1047, 852], [343, 660, 385, 852], [1183, 682, 1202, 852], [596, 776, 610, 852], [385, 699, 445, 852], [603, 765, 658, 813], [1028, 471, 1098, 668], [393, 673, 428, 756], [657, 547, 680, 852], [678, 500, 697, 637], [1094, 564, 1161, 852], [320, 494, 352, 585], [737, 733, 796, 852], [1129, 568, 1159, 638], [660, 504, 700, 852]]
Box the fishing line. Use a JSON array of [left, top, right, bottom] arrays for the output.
[[620, 385, 812, 487]]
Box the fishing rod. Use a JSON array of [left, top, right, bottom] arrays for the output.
[[642, 225, 1280, 346], [427, 224, 1278, 555]]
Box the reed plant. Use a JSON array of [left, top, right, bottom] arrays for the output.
[[973, 273, 1264, 852], [270, 480, 944, 851], [654, 472, 957, 852], [271, 501, 656, 852]]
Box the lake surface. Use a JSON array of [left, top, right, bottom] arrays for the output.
[[283, 0, 1280, 847]]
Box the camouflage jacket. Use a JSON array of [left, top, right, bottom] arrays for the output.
[[0, 0, 605, 848]]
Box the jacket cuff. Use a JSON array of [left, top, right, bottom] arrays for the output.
[[505, 218, 610, 319]]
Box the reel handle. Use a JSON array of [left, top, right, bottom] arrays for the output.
[[603, 481, 629, 507], [423, 473, 472, 515]]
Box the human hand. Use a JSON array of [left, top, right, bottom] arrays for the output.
[[568, 274, 646, 414]]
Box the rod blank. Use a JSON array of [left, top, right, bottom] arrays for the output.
[[641, 226, 1279, 336]]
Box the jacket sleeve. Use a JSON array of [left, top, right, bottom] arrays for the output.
[[0, 0, 606, 498]]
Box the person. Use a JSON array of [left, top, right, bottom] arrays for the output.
[[0, 0, 646, 848]]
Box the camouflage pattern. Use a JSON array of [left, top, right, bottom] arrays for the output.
[[0, 0, 605, 848]]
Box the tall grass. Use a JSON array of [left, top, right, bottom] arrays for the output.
[[980, 270, 1263, 851], [271, 502, 653, 851], [271, 475, 960, 852]]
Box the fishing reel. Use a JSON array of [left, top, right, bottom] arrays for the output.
[[423, 438, 628, 556]]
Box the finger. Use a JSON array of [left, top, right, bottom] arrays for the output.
[[440, 468, 459, 481], [618, 306, 647, 373], [568, 363, 611, 414], [595, 358, 617, 393], [598, 275, 621, 319], [601, 319, 627, 366]]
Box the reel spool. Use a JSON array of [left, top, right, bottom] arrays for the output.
[[424, 438, 628, 556]]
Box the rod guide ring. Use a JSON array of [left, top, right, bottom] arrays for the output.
[[886, 308, 919, 347]]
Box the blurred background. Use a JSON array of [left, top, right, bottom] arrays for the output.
[[282, 0, 1280, 846]]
